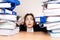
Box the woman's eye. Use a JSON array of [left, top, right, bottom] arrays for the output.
[[26, 18, 29, 20], [30, 18, 33, 20]]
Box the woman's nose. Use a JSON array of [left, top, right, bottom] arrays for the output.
[[28, 20, 31, 23]]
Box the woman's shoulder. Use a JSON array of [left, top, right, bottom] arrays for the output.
[[19, 24, 26, 31], [33, 24, 40, 28], [34, 23, 43, 27], [34, 24, 48, 32], [20, 24, 26, 28]]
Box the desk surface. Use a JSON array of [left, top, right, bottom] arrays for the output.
[[0, 32, 60, 40]]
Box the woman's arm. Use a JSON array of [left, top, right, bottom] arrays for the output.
[[16, 18, 24, 26]]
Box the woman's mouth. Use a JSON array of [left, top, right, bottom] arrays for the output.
[[28, 24, 31, 25]]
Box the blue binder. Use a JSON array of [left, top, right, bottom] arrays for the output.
[[1, 0, 20, 6], [5, 11, 17, 15], [6, 0, 20, 6], [0, 9, 17, 15], [0, 0, 20, 10], [40, 16, 47, 23], [6, 0, 20, 10], [4, 9, 17, 15], [35, 16, 47, 23], [6, 3, 16, 11]]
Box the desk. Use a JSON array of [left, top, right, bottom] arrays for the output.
[[0, 32, 60, 40]]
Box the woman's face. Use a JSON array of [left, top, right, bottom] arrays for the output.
[[25, 15, 34, 28]]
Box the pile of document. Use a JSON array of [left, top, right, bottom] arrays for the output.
[[0, 0, 20, 35], [43, 0, 60, 37]]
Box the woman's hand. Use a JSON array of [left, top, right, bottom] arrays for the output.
[[16, 18, 24, 26]]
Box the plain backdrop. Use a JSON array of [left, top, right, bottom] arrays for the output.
[[14, 0, 47, 17]]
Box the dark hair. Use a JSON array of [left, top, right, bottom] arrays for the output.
[[24, 13, 36, 27]]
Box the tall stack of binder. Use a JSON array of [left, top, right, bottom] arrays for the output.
[[43, 0, 60, 37], [0, 0, 20, 35]]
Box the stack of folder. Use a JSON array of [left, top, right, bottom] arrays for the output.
[[43, 0, 60, 37], [0, 0, 20, 35]]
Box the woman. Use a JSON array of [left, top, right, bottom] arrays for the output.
[[18, 13, 47, 32]]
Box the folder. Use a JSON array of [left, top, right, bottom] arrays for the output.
[[0, 15, 16, 21], [35, 16, 47, 23], [0, 27, 19, 35], [0, 0, 20, 6], [0, 3, 11, 8], [50, 32, 60, 37], [0, 9, 17, 15], [0, 0, 20, 10]]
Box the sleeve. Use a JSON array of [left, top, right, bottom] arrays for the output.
[[34, 24, 48, 33], [39, 24, 48, 33], [19, 25, 26, 32]]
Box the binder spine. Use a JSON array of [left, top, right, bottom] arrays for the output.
[[0, 0, 20, 10], [40, 16, 47, 23]]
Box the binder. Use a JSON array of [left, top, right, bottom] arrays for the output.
[[5, 0, 20, 6], [0, 0, 20, 35], [35, 16, 47, 23], [0, 0, 20, 10], [0, 9, 17, 15], [44, 9, 60, 16], [0, 0, 20, 6], [52, 29, 60, 33], [50, 32, 60, 37], [0, 27, 19, 35], [47, 4, 60, 9], [0, 21, 16, 29], [0, 15, 17, 21], [44, 22, 60, 27], [47, 24, 60, 30], [0, 3, 11, 8], [4, 9, 17, 15], [47, 17, 60, 22]]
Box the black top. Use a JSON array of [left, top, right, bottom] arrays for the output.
[[19, 24, 48, 33]]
